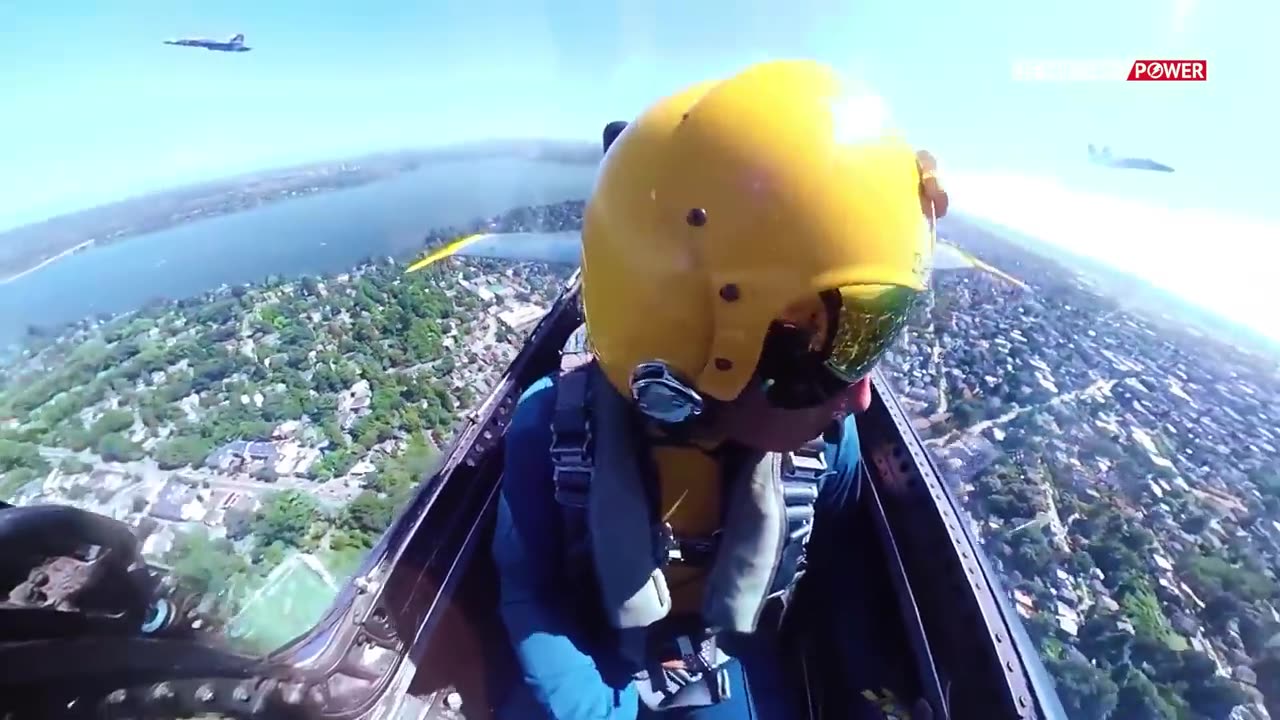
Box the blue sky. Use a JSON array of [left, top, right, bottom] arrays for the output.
[[1, 0, 1277, 338]]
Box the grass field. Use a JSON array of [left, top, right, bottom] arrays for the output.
[[228, 552, 338, 652]]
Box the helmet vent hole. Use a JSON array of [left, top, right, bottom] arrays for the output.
[[719, 284, 740, 302], [686, 208, 708, 227], [714, 358, 733, 371]]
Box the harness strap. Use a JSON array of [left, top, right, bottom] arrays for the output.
[[550, 320, 827, 584], [547, 325, 831, 712], [637, 633, 734, 709], [776, 438, 825, 581], [551, 377, 826, 590], [551, 365, 592, 579]]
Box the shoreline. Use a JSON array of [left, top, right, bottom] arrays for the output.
[[0, 240, 95, 285], [0, 145, 600, 289]]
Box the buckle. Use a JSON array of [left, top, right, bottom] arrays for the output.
[[551, 432, 593, 509], [784, 449, 828, 481], [550, 437, 592, 469], [655, 524, 721, 566], [676, 635, 714, 675], [679, 532, 721, 565], [656, 523, 678, 565]]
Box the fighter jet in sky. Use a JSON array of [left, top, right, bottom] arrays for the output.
[[163, 33, 251, 53], [1088, 144, 1174, 172]]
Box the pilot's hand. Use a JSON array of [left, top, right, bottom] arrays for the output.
[[916, 150, 948, 219], [659, 656, 704, 686]]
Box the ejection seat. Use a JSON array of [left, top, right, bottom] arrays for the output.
[[400, 322, 934, 719]]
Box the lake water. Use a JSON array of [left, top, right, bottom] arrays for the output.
[[0, 160, 996, 348], [0, 157, 598, 344]]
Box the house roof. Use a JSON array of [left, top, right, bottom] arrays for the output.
[[150, 479, 195, 521]]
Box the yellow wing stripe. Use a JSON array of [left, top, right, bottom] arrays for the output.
[[405, 233, 487, 273], [938, 241, 1030, 291]]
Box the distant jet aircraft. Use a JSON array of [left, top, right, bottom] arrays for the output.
[[163, 33, 251, 53], [1088, 144, 1174, 173]]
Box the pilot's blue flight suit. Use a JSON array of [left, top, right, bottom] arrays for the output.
[[493, 374, 868, 720]]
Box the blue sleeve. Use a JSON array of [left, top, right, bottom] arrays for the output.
[[492, 375, 638, 720], [805, 415, 865, 670], [818, 414, 863, 521]]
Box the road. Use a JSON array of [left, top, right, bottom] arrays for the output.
[[1037, 471, 1070, 552], [930, 339, 949, 413], [936, 376, 1120, 444]]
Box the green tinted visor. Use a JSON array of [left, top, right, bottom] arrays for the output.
[[825, 284, 920, 381], [760, 284, 922, 410]]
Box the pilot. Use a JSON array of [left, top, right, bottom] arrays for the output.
[[493, 59, 947, 720]]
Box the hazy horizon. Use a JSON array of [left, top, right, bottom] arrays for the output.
[[6, 143, 1275, 344], [0, 139, 601, 235], [5, 1, 1277, 221]]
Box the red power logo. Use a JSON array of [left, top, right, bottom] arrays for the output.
[[1128, 60, 1207, 81]]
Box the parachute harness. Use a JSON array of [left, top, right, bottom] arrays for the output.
[[549, 329, 829, 708]]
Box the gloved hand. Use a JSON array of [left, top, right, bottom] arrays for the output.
[[634, 633, 734, 710], [917, 150, 949, 219]]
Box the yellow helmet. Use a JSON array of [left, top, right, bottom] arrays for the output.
[[582, 59, 938, 406]]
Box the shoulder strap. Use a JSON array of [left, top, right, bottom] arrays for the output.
[[772, 437, 825, 593], [754, 434, 832, 635], [550, 366, 592, 509], [548, 324, 828, 612], [550, 376, 592, 579], [551, 325, 595, 579]]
